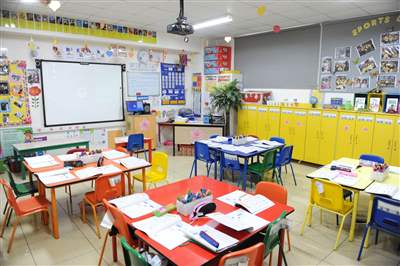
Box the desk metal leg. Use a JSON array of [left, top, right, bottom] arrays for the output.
[[364, 195, 374, 248], [112, 235, 118, 262], [127, 172, 132, 195], [241, 158, 249, 191], [172, 126, 176, 156], [349, 191, 359, 241], [147, 139, 153, 163], [278, 229, 285, 266], [142, 168, 147, 192], [50, 188, 59, 239]]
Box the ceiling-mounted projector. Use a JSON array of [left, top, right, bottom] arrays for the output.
[[167, 0, 194, 36]]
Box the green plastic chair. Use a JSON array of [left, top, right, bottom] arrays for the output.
[[248, 149, 281, 186], [2, 168, 38, 225], [262, 211, 288, 266], [121, 237, 148, 266]]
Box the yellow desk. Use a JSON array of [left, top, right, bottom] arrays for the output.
[[363, 170, 400, 248], [306, 158, 374, 241]]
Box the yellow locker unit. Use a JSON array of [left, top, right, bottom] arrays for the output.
[[237, 105, 248, 135], [246, 105, 258, 136], [391, 118, 400, 166], [319, 111, 339, 165], [292, 110, 308, 160], [352, 114, 375, 159], [305, 110, 322, 164], [256, 106, 269, 139], [335, 113, 356, 159], [372, 115, 397, 165], [280, 108, 294, 145], [268, 107, 281, 139]]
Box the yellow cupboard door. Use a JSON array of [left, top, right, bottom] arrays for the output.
[[268, 107, 281, 139], [256, 107, 269, 139], [280, 108, 294, 145], [335, 113, 356, 159], [319, 112, 338, 165], [237, 105, 248, 135], [247, 105, 258, 136], [292, 110, 308, 160], [304, 110, 321, 164], [372, 115, 395, 163], [390, 118, 400, 166], [353, 114, 375, 159]]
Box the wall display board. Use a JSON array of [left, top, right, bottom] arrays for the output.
[[0, 60, 31, 127], [319, 13, 399, 94], [38, 60, 124, 127], [192, 73, 202, 117], [0, 9, 157, 44], [160, 63, 185, 105], [127, 71, 160, 97], [0, 127, 31, 158]]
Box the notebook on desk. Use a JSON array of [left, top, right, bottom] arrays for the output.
[[207, 209, 269, 232], [217, 190, 275, 214], [25, 154, 59, 168], [110, 193, 161, 219]]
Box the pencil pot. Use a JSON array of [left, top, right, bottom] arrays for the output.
[[176, 195, 213, 216], [371, 170, 388, 182], [80, 154, 102, 165]]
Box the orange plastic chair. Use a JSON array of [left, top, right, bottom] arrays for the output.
[[99, 198, 137, 266], [115, 146, 129, 153], [218, 242, 265, 266], [300, 178, 353, 250], [0, 178, 49, 253], [255, 181, 291, 265], [80, 174, 123, 238]]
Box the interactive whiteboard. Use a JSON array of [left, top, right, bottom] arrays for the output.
[[127, 71, 160, 96], [40, 60, 124, 127]]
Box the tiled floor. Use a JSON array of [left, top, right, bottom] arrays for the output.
[[0, 151, 399, 265]]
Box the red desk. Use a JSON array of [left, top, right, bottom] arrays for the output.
[[114, 176, 294, 266]]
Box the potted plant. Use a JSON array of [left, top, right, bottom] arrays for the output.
[[210, 79, 243, 136]]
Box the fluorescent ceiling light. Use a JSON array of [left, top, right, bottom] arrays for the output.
[[20, 0, 39, 3], [193, 15, 232, 30], [48, 0, 61, 12]]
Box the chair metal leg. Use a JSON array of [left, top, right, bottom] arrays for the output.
[[2, 201, 8, 214], [6, 208, 13, 226], [98, 230, 109, 266], [301, 204, 312, 235], [334, 215, 346, 250], [189, 160, 195, 178], [375, 229, 379, 245], [206, 162, 211, 177], [0, 206, 10, 237], [286, 229, 291, 252], [68, 185, 73, 214], [289, 163, 297, 186], [357, 224, 370, 261]]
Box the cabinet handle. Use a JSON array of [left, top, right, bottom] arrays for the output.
[[388, 140, 392, 151], [355, 135, 358, 144], [393, 141, 397, 151], [350, 135, 353, 144]]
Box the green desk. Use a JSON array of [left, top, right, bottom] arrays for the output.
[[13, 137, 90, 179]]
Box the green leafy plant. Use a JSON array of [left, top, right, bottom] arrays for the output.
[[210, 79, 242, 135]]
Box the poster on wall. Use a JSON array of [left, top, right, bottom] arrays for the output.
[[380, 60, 399, 73], [381, 32, 399, 46], [0, 60, 31, 127], [321, 57, 332, 74], [358, 57, 377, 74], [192, 73, 202, 117], [353, 76, 370, 89], [335, 75, 349, 91], [378, 75, 396, 88], [160, 63, 185, 105], [381, 46, 399, 60], [356, 39, 376, 57], [320, 75, 332, 91], [335, 46, 351, 59]]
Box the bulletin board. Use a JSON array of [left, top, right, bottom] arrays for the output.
[[0, 60, 31, 127], [161, 63, 185, 105], [127, 71, 160, 96]]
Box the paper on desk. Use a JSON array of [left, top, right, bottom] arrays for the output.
[[102, 149, 127, 160], [110, 193, 150, 208], [307, 168, 339, 180], [217, 190, 247, 206], [211, 136, 229, 143], [74, 167, 101, 179], [235, 146, 258, 154], [97, 165, 121, 175], [220, 144, 237, 152], [333, 173, 358, 186], [36, 168, 70, 178], [39, 172, 75, 185], [207, 209, 269, 232], [253, 143, 272, 149], [57, 154, 79, 162], [114, 157, 150, 169], [365, 183, 398, 197], [246, 136, 258, 142], [389, 166, 400, 175], [255, 140, 282, 147], [25, 155, 59, 168]]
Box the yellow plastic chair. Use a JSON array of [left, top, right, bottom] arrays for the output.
[[133, 151, 168, 191], [300, 178, 353, 250]]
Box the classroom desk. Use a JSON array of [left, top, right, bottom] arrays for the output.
[[362, 170, 400, 248], [114, 136, 153, 163], [13, 137, 90, 180], [306, 158, 375, 242], [25, 153, 150, 239], [119, 176, 294, 266], [158, 122, 225, 156]]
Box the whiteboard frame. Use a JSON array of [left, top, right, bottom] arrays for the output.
[[37, 59, 125, 127], [126, 71, 161, 97]]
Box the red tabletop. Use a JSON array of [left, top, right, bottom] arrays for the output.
[[130, 176, 295, 266]]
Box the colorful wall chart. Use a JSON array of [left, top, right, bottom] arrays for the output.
[[0, 10, 157, 44], [0, 60, 31, 127], [161, 63, 185, 105], [192, 73, 202, 117]]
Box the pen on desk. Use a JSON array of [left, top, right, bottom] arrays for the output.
[[199, 230, 219, 248]]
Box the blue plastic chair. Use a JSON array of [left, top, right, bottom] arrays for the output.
[[359, 154, 384, 164], [270, 137, 285, 144], [274, 145, 297, 186], [357, 196, 400, 260], [127, 134, 147, 160], [190, 142, 218, 178], [220, 151, 246, 186]]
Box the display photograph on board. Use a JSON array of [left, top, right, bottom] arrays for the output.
[[320, 75, 332, 90], [335, 75, 348, 91], [358, 57, 377, 74], [356, 39, 376, 57], [334, 60, 350, 73], [381, 31, 400, 46], [369, 97, 381, 112], [381, 46, 399, 60], [385, 97, 399, 113], [335, 46, 351, 59], [377, 75, 396, 88], [321, 57, 332, 73], [353, 76, 370, 89], [380, 60, 399, 73], [354, 95, 367, 110]]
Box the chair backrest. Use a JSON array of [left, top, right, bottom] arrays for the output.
[[127, 134, 145, 152], [218, 242, 265, 266], [149, 152, 168, 179], [255, 181, 287, 204], [0, 178, 22, 216], [115, 146, 129, 153], [261, 149, 277, 171], [194, 142, 211, 162], [94, 174, 123, 203], [263, 211, 287, 256], [220, 152, 241, 170], [310, 178, 345, 212], [276, 145, 293, 166], [270, 137, 285, 144], [359, 154, 384, 164], [370, 196, 400, 235], [121, 237, 148, 266], [67, 148, 87, 154], [5, 169, 18, 193], [103, 199, 135, 245]]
